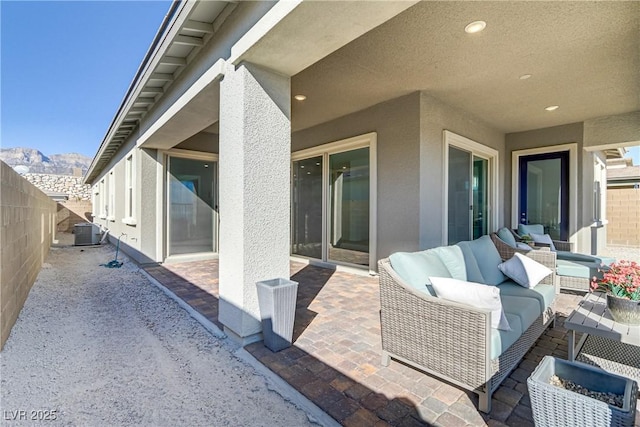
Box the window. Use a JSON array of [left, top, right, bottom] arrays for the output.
[[122, 154, 137, 225], [92, 185, 99, 218], [98, 179, 106, 219], [108, 171, 115, 221]]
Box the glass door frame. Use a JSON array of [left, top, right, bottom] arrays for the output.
[[518, 151, 570, 240], [511, 143, 578, 245], [443, 130, 499, 245], [163, 148, 219, 260], [291, 132, 377, 273]]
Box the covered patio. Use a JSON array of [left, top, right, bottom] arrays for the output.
[[143, 259, 614, 426]]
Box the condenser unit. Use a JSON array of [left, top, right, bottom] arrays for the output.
[[74, 223, 101, 246]]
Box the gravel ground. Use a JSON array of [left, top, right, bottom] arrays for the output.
[[602, 245, 640, 263], [0, 243, 317, 427]]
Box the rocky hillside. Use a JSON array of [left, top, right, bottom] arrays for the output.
[[0, 147, 92, 175]]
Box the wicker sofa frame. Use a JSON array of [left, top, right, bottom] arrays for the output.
[[491, 233, 590, 292], [378, 250, 557, 413]]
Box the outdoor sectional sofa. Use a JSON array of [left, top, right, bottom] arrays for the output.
[[378, 235, 557, 413]]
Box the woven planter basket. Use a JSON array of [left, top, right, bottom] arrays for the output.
[[528, 356, 638, 427]]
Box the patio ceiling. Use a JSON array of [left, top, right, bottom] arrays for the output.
[[290, 1, 639, 134]]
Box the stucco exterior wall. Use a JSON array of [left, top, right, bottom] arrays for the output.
[[292, 92, 506, 260], [419, 94, 505, 249], [591, 151, 608, 255], [292, 92, 422, 260], [90, 142, 158, 265], [583, 111, 640, 149], [579, 149, 597, 254], [176, 132, 219, 153], [139, 149, 160, 264], [0, 161, 57, 350]]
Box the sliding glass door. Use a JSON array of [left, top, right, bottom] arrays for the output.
[[292, 156, 323, 259], [167, 156, 218, 255], [448, 147, 472, 244], [447, 144, 493, 244], [291, 136, 374, 269], [328, 148, 370, 265]]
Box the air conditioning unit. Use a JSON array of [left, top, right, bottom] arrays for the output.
[[74, 223, 101, 246]]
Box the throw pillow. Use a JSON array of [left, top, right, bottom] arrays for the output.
[[455, 242, 485, 283], [529, 232, 557, 252], [429, 277, 511, 330], [466, 235, 507, 285], [498, 253, 553, 288], [389, 250, 451, 295], [497, 227, 517, 248], [429, 245, 467, 281]]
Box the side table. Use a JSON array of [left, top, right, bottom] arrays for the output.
[[564, 292, 640, 384]]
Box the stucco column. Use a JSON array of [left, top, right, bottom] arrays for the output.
[[218, 62, 291, 344]]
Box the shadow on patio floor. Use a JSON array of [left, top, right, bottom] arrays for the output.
[[143, 259, 597, 426]]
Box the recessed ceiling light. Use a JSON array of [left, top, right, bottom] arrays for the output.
[[519, 74, 532, 80], [465, 21, 486, 34], [294, 94, 307, 101], [545, 105, 559, 111]]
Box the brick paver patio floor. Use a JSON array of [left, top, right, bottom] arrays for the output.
[[143, 260, 636, 426]]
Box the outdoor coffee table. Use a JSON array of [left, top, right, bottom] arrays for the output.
[[564, 292, 640, 383]]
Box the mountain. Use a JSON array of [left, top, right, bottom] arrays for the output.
[[0, 147, 92, 175]]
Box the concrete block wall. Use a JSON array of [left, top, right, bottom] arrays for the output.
[[607, 187, 640, 247], [57, 200, 93, 232], [0, 161, 57, 350]]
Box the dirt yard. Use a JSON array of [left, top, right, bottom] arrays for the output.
[[0, 242, 317, 426]]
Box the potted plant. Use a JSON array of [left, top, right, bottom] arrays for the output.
[[519, 233, 534, 247], [591, 260, 640, 325]]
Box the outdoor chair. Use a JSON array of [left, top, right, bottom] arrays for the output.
[[492, 227, 615, 293], [511, 224, 573, 252], [513, 224, 615, 266]]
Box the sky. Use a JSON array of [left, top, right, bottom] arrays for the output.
[[626, 146, 640, 165], [1, 0, 171, 158]]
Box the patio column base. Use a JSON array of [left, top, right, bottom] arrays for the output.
[[223, 325, 262, 347]]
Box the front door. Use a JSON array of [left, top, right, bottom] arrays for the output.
[[518, 151, 569, 240]]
